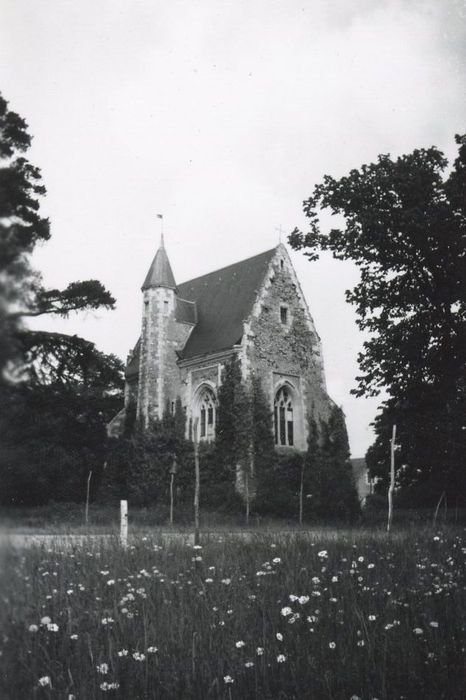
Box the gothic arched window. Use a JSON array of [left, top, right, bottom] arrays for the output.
[[196, 387, 217, 442], [274, 386, 294, 447]]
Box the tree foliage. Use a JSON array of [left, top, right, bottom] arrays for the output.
[[290, 136, 466, 504], [104, 401, 194, 512], [0, 92, 124, 504], [0, 92, 116, 377]]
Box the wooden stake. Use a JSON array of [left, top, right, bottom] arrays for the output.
[[120, 500, 128, 547], [193, 419, 200, 546], [85, 470, 92, 525], [299, 456, 305, 525], [387, 425, 396, 534], [170, 472, 175, 526]]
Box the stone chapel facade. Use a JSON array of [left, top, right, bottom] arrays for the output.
[[108, 239, 335, 448]]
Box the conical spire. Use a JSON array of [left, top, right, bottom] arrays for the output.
[[142, 235, 177, 290]]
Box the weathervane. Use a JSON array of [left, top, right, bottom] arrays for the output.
[[157, 213, 164, 245]]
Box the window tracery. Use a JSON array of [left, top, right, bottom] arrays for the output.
[[274, 386, 294, 446], [196, 387, 216, 441]]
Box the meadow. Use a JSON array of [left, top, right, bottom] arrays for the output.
[[0, 528, 464, 699]]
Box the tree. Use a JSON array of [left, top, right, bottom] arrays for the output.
[[289, 135, 466, 505], [104, 402, 194, 514], [214, 356, 251, 510], [0, 93, 115, 378], [0, 92, 124, 504]]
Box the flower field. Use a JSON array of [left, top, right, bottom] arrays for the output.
[[0, 529, 465, 699]]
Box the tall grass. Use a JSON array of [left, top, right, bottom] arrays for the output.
[[0, 528, 464, 698]]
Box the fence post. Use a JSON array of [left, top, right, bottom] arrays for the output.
[[193, 419, 200, 546], [120, 500, 128, 547], [85, 470, 92, 525], [387, 425, 396, 534]]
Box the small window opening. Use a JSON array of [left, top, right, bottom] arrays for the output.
[[280, 259, 284, 270], [280, 306, 288, 325], [164, 300, 169, 315]]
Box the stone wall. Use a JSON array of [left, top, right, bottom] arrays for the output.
[[244, 246, 333, 448]]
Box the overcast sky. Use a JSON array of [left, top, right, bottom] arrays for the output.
[[2, 0, 465, 457]]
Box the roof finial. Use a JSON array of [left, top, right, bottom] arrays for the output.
[[275, 224, 285, 244], [157, 213, 164, 247]]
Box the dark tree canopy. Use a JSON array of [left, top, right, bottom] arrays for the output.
[[290, 136, 466, 504], [0, 92, 124, 505], [0, 93, 116, 377]]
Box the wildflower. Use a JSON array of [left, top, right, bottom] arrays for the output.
[[47, 623, 59, 632], [429, 621, 439, 628], [235, 640, 245, 648], [117, 649, 128, 657], [40, 616, 51, 626], [223, 675, 234, 684], [100, 570, 110, 575], [221, 578, 231, 585], [281, 606, 293, 617], [147, 646, 158, 654], [256, 647, 264, 655], [100, 682, 120, 691], [289, 594, 298, 601], [38, 676, 51, 687], [70, 634, 79, 640], [245, 661, 254, 668], [227, 609, 233, 615], [311, 577, 320, 585], [272, 557, 281, 564], [96, 663, 109, 674], [331, 576, 338, 583], [368, 563, 375, 569], [298, 595, 310, 605], [276, 632, 283, 641], [317, 550, 328, 559], [28, 624, 39, 633], [330, 597, 338, 603], [329, 642, 336, 649], [358, 556, 365, 563], [133, 652, 146, 661], [192, 556, 203, 562], [357, 640, 365, 647], [106, 580, 115, 586], [205, 578, 213, 583], [368, 615, 377, 621], [101, 618, 114, 625], [193, 545, 202, 550], [67, 589, 73, 595], [413, 628, 424, 635], [276, 654, 286, 663]]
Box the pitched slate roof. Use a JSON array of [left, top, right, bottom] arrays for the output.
[[126, 247, 278, 378], [142, 237, 177, 290], [177, 247, 277, 359]]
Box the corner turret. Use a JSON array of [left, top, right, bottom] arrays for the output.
[[137, 235, 178, 427], [142, 234, 177, 290]]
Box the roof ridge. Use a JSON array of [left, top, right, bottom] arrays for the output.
[[178, 246, 278, 288]]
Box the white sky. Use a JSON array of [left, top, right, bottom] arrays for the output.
[[1, 0, 465, 457]]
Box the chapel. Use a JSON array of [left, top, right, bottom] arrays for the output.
[[108, 238, 336, 447]]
